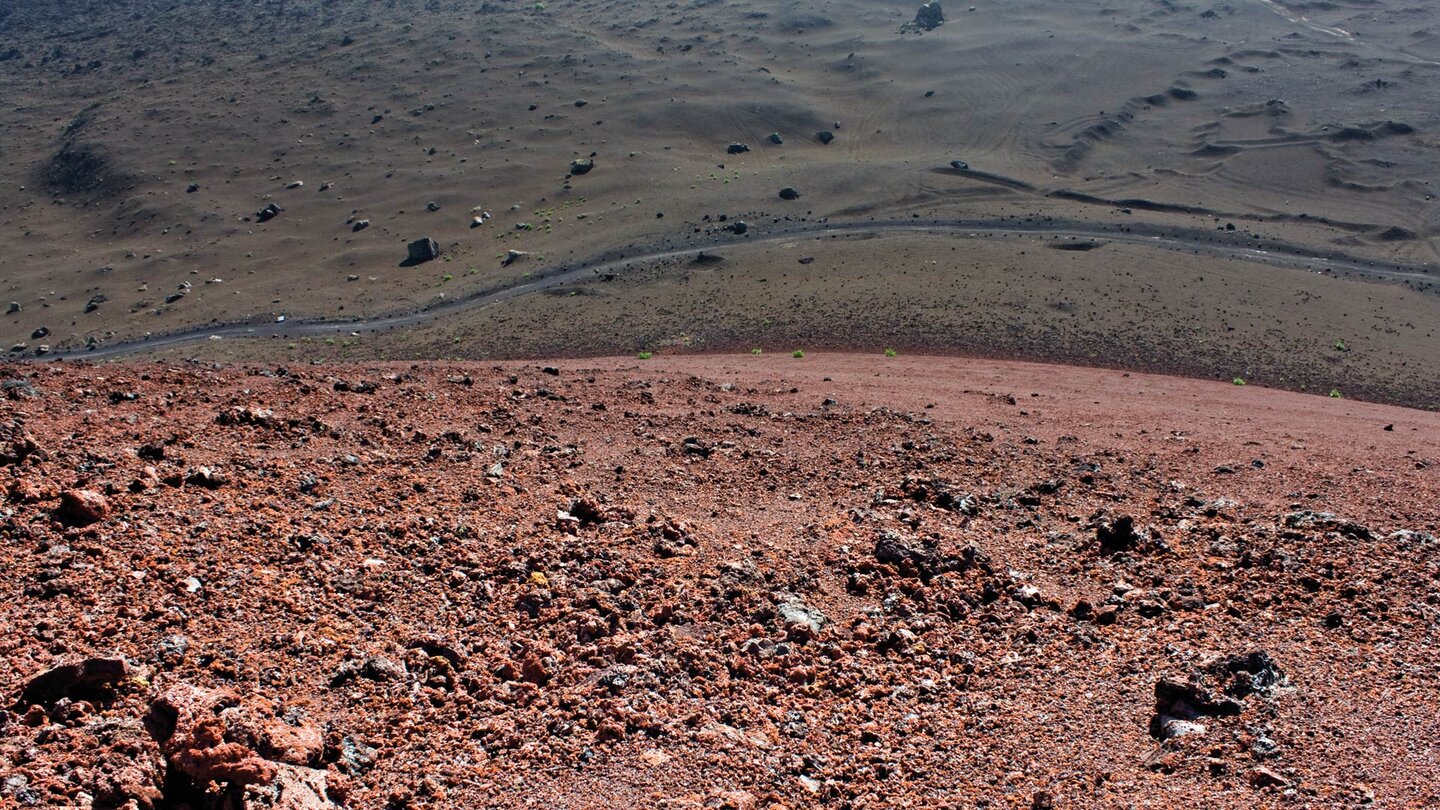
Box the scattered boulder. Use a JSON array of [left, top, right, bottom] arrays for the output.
[[777, 599, 827, 640], [1, 421, 44, 465], [0, 379, 38, 399], [900, 476, 976, 514], [32, 326, 49, 339], [217, 406, 275, 428], [1215, 651, 1288, 698], [778, 186, 800, 200], [873, 530, 964, 581], [6, 301, 18, 314], [406, 237, 441, 264], [1150, 678, 1242, 740], [1388, 529, 1438, 549], [1149, 652, 1288, 741], [727, 143, 751, 154], [816, 130, 835, 145], [1283, 510, 1371, 539], [950, 159, 970, 170], [330, 655, 407, 686], [503, 249, 529, 267], [351, 219, 370, 232], [20, 656, 132, 706], [915, 2, 945, 30], [1096, 515, 1146, 554], [767, 132, 784, 145], [57, 489, 109, 526], [146, 685, 276, 787], [1249, 766, 1288, 788], [185, 466, 230, 489], [570, 158, 595, 175], [256, 203, 283, 223]]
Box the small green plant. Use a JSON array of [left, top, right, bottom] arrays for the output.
[[884, 348, 898, 357], [1334, 339, 1349, 352], [325, 337, 336, 346], [1329, 389, 1343, 399], [792, 349, 805, 358], [1233, 377, 1246, 386], [751, 348, 763, 355], [441, 273, 454, 282], [637, 351, 653, 360]]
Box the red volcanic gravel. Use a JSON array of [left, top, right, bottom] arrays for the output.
[[1, 355, 1438, 809]]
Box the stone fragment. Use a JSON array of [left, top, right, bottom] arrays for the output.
[[58, 489, 109, 526]]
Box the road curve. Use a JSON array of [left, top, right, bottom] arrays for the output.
[[48, 216, 1438, 361]]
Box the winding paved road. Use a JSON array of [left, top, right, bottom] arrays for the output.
[[49, 217, 1437, 361]]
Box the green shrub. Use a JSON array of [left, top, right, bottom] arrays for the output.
[[637, 351, 653, 360], [884, 348, 898, 357], [1233, 377, 1246, 386], [751, 348, 763, 355], [792, 349, 805, 358]]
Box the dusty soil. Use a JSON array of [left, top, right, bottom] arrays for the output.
[[3, 354, 1438, 808], [3, 0, 1439, 401]]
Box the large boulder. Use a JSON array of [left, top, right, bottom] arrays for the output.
[[406, 237, 441, 264], [915, 2, 944, 30], [57, 489, 109, 526], [20, 657, 131, 706]]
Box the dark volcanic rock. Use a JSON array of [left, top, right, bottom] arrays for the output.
[[1096, 515, 1143, 554], [874, 530, 967, 581], [407, 237, 441, 264], [915, 2, 944, 30], [20, 657, 131, 706], [256, 203, 283, 223]]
